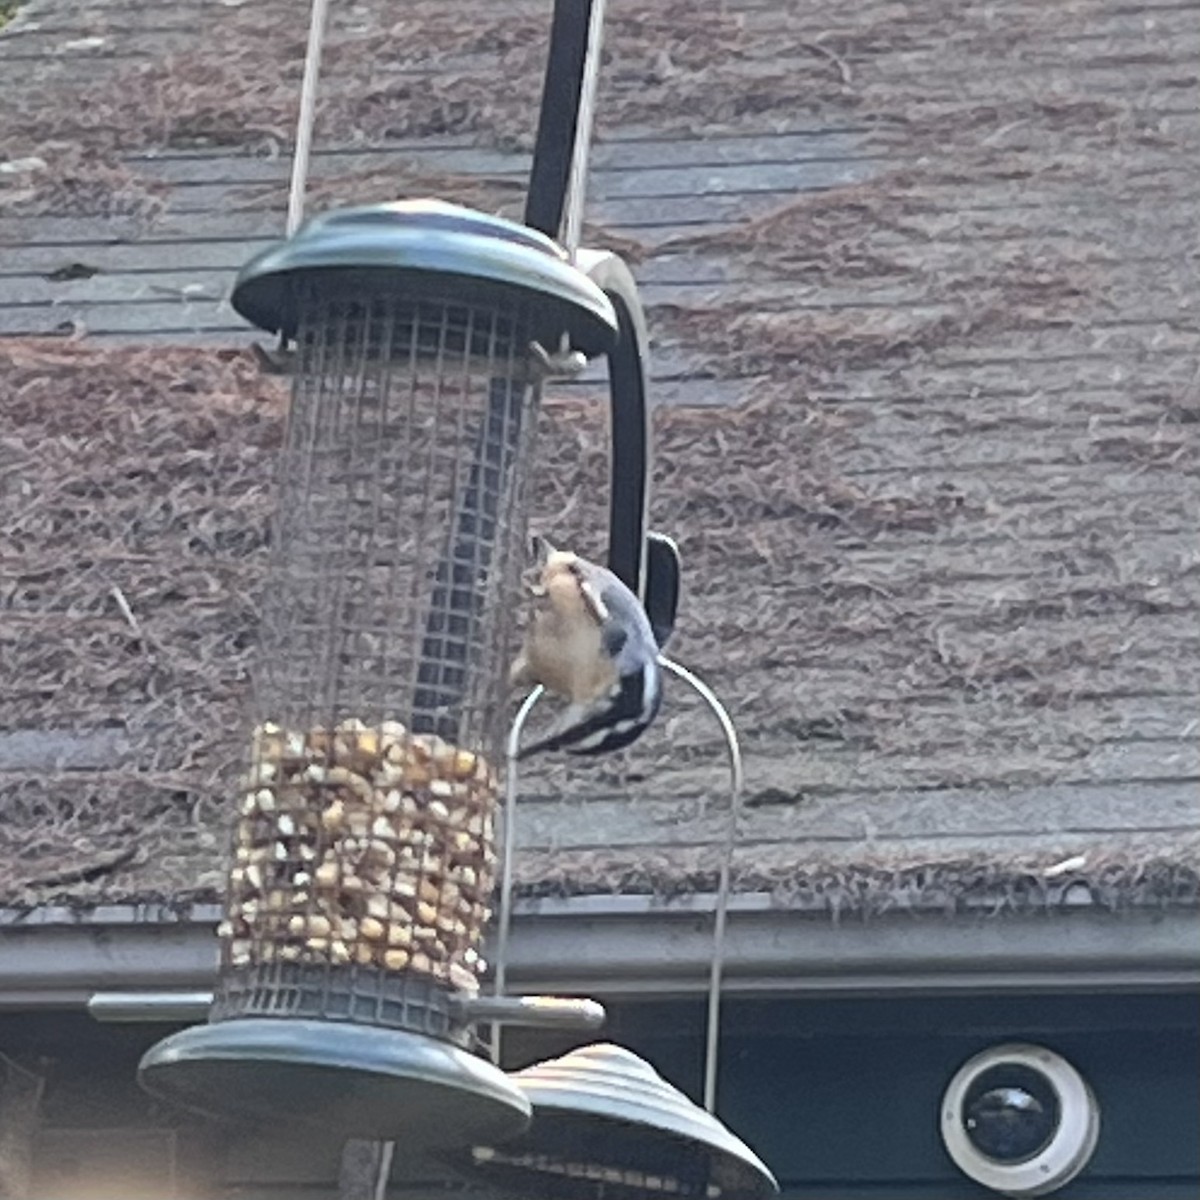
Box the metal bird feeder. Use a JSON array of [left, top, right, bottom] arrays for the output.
[[137, 197, 619, 1146]]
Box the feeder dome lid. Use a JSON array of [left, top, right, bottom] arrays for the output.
[[450, 1043, 779, 1200], [230, 199, 618, 356]]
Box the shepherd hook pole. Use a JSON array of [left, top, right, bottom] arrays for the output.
[[658, 656, 744, 1115], [492, 686, 546, 1065]]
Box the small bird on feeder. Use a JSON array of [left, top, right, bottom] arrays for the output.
[[510, 539, 663, 760]]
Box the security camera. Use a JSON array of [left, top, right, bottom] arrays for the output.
[[940, 1043, 1101, 1198]]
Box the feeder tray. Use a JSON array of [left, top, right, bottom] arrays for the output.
[[444, 1043, 779, 1200], [139, 1017, 531, 1146]]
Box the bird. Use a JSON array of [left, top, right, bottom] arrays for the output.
[[509, 538, 663, 760]]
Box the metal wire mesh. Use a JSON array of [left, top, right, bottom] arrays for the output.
[[216, 281, 542, 1021]]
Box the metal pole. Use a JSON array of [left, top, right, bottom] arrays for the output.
[[658, 656, 744, 1115], [561, 0, 607, 259], [491, 686, 545, 1065]]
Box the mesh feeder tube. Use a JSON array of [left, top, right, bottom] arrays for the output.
[[138, 200, 617, 1148]]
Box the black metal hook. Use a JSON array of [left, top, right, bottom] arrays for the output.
[[523, 0, 682, 645]]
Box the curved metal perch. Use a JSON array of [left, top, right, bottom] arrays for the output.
[[499, 660, 744, 1118]]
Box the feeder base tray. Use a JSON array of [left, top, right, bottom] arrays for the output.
[[138, 1018, 531, 1147]]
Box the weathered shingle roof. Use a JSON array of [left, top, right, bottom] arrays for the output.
[[1, 0, 1197, 914]]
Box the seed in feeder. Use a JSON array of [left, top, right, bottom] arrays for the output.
[[415, 901, 437, 926], [448, 963, 479, 993], [293, 870, 311, 889], [384, 948, 410, 971], [306, 936, 329, 953], [455, 865, 478, 889], [329, 940, 352, 965], [276, 813, 297, 837], [251, 786, 276, 813], [217, 919, 234, 938], [380, 719, 407, 743], [387, 924, 414, 949], [346, 811, 371, 839], [259, 943, 277, 964], [304, 763, 327, 784], [244, 863, 264, 891], [247, 759, 278, 786], [353, 942, 376, 966], [415, 878, 438, 905], [463, 947, 479, 966], [370, 816, 394, 840], [360, 916, 386, 941], [375, 760, 405, 787], [298, 843, 316, 862], [409, 734, 438, 761], [334, 727, 379, 768], [411, 950, 433, 975], [229, 939, 252, 966], [327, 766, 374, 803], [362, 839, 397, 874], [427, 799, 451, 824], [437, 913, 466, 937], [466, 814, 484, 836], [287, 915, 306, 936], [280, 945, 302, 963], [428, 780, 454, 801], [393, 879, 416, 900], [451, 749, 479, 780], [365, 893, 390, 920], [336, 917, 360, 942], [314, 862, 340, 889], [307, 914, 332, 938]]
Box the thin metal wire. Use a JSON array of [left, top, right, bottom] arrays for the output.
[[657, 656, 743, 1116], [490, 684, 545, 1065], [561, 0, 607, 259], [286, 0, 330, 237]]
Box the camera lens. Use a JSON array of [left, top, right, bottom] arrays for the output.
[[961, 1063, 1061, 1164]]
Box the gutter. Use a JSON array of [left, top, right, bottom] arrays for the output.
[[0, 894, 1197, 1009]]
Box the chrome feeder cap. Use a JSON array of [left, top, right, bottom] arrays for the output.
[[448, 1043, 779, 1200]]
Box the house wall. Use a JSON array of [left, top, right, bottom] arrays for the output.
[[3, 993, 1196, 1200]]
